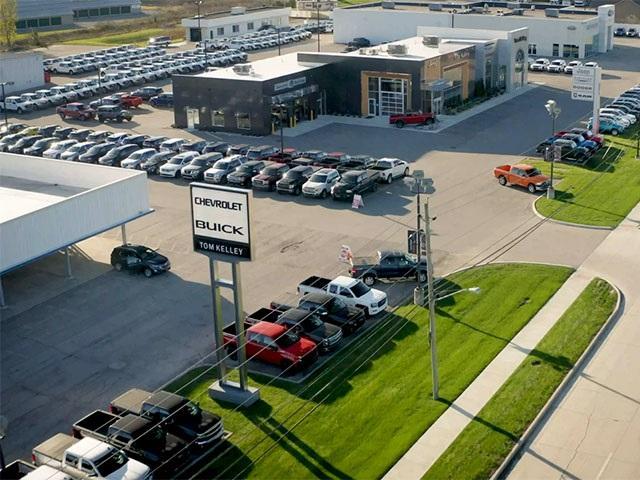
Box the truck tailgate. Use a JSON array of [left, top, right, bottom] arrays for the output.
[[297, 276, 330, 293], [33, 433, 77, 467], [109, 388, 151, 415]]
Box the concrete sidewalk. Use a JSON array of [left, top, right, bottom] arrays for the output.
[[506, 204, 640, 480], [383, 267, 594, 480]]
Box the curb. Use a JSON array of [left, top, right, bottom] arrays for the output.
[[531, 197, 615, 231], [491, 280, 624, 480]]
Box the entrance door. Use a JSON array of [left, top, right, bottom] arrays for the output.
[[368, 98, 377, 116], [190, 28, 202, 42], [186, 108, 199, 129], [431, 97, 443, 115]]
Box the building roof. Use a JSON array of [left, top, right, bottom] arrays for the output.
[[347, 36, 472, 61], [193, 53, 325, 82], [182, 6, 290, 26]]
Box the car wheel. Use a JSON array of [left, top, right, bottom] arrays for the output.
[[114, 262, 123, 272], [498, 175, 507, 186], [320, 190, 327, 199], [143, 268, 153, 278], [372, 182, 378, 192], [386, 175, 393, 184], [527, 183, 537, 194], [69, 70, 74, 75], [363, 274, 376, 286], [611, 129, 619, 136], [17, 108, 23, 114], [281, 359, 294, 374], [294, 186, 302, 195], [395, 120, 405, 128], [404, 168, 409, 177]]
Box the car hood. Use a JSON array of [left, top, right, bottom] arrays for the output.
[[161, 163, 181, 171], [60, 151, 77, 159], [303, 181, 325, 189], [146, 253, 169, 265], [371, 288, 387, 303], [311, 322, 342, 339], [229, 171, 251, 179], [284, 337, 316, 357], [253, 174, 274, 181], [277, 177, 298, 186], [332, 182, 355, 192], [121, 158, 139, 166], [205, 167, 226, 175]]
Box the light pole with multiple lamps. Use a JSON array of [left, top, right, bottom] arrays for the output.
[[544, 99, 561, 200], [1, 81, 16, 128]]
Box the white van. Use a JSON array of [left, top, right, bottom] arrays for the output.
[[149, 35, 171, 47]]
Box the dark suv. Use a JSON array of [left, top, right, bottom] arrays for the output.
[[98, 144, 139, 166], [252, 163, 289, 191], [246, 144, 279, 160], [227, 160, 266, 187], [276, 165, 315, 195], [97, 105, 133, 123], [110, 244, 171, 278]]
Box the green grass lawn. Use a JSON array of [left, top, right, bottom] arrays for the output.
[[534, 125, 640, 228], [423, 278, 617, 480], [62, 27, 184, 46], [167, 263, 572, 480]]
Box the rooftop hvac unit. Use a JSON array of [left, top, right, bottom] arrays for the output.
[[230, 6, 247, 15], [387, 44, 408, 55], [428, 3, 443, 10], [506, 2, 521, 8], [233, 63, 253, 75], [471, 6, 485, 13], [422, 35, 439, 47], [512, 8, 524, 14], [545, 8, 560, 16], [381, 1, 395, 8]]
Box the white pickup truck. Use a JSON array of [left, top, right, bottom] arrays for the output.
[[1, 96, 37, 113], [297, 275, 388, 316], [32, 433, 152, 480], [368, 157, 410, 183]]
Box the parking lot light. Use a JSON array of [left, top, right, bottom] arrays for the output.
[[545, 99, 561, 199]]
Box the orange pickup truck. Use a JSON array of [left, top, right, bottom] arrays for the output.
[[494, 164, 550, 194]]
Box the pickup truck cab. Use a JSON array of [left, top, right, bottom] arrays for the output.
[[1, 96, 36, 113], [57, 103, 95, 121], [494, 164, 550, 193], [32, 433, 151, 480], [368, 158, 409, 183], [223, 321, 318, 371], [298, 275, 388, 316], [331, 170, 378, 200], [389, 111, 435, 128], [350, 250, 427, 285], [109, 389, 224, 447]]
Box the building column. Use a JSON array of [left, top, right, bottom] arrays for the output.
[[121, 224, 127, 245], [0, 276, 5, 308], [65, 247, 73, 279]]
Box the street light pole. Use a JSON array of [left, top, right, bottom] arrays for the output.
[[424, 197, 439, 400], [317, 1, 321, 52], [545, 99, 561, 200]]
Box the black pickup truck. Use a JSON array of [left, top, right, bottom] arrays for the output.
[[349, 250, 427, 285], [109, 389, 225, 448], [246, 307, 343, 353], [272, 292, 365, 335], [0, 460, 37, 479], [331, 170, 379, 200], [72, 410, 190, 475]]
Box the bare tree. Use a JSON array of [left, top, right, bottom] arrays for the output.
[[0, 0, 18, 49]]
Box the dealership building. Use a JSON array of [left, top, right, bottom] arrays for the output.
[[334, 1, 615, 59], [181, 6, 291, 42], [173, 27, 528, 135]]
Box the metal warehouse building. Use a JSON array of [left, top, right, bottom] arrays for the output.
[[0, 154, 152, 306], [173, 27, 528, 135], [0, 52, 45, 97], [334, 1, 615, 59], [15, 0, 142, 31]]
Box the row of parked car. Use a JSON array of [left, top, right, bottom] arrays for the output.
[[0, 123, 411, 201], [1, 47, 244, 114], [44, 44, 164, 75], [614, 27, 639, 37], [587, 84, 640, 135], [200, 24, 314, 52], [529, 58, 598, 74], [4, 386, 226, 479]]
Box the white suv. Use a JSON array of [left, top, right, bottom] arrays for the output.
[[529, 58, 550, 71], [547, 59, 567, 73], [1, 96, 37, 113]]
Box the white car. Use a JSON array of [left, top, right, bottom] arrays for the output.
[[370, 158, 410, 183], [529, 58, 550, 71], [59, 141, 96, 161], [302, 168, 341, 198], [600, 108, 636, 124], [66, 82, 92, 99], [49, 86, 79, 102], [599, 112, 631, 127], [584, 61, 599, 68], [159, 151, 199, 177], [121, 148, 158, 169], [1, 96, 36, 113], [298, 275, 388, 316], [36, 89, 65, 106], [43, 139, 78, 159], [20, 92, 49, 110], [564, 60, 582, 74], [547, 59, 567, 73], [160, 138, 187, 152]]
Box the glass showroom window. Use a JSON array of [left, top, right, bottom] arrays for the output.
[[232, 25, 240, 33], [528, 44, 537, 55], [217, 27, 224, 35], [248, 22, 254, 30], [563, 45, 579, 58], [212, 110, 225, 127], [552, 44, 559, 56], [236, 113, 250, 130]]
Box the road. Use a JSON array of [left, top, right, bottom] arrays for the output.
[[1, 37, 639, 464]]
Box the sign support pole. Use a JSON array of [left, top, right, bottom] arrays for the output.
[[425, 199, 439, 400], [209, 258, 227, 384], [231, 262, 248, 391], [592, 67, 601, 135]]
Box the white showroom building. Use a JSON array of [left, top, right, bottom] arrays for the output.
[[0, 154, 152, 306], [0, 52, 45, 97], [334, 2, 615, 59], [181, 6, 291, 42]]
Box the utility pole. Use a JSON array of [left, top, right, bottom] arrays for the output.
[[412, 170, 425, 307], [424, 198, 439, 400], [317, 1, 321, 52]]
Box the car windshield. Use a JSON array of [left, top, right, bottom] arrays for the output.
[[302, 315, 324, 329], [276, 331, 300, 347], [94, 450, 127, 476], [169, 156, 184, 164], [67, 144, 82, 152], [309, 173, 327, 183], [351, 281, 370, 297], [247, 150, 264, 159], [285, 170, 303, 179], [262, 166, 280, 175], [525, 168, 542, 177], [213, 160, 229, 169], [136, 247, 157, 259], [33, 139, 51, 147], [190, 158, 207, 166]]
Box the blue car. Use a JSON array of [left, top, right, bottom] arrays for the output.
[[589, 118, 625, 136], [149, 93, 173, 108]]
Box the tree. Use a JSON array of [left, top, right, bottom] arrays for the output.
[[0, 0, 18, 49]]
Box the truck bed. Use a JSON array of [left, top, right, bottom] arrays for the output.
[[33, 433, 77, 465], [0, 459, 35, 479], [223, 321, 255, 336], [298, 276, 331, 291], [110, 388, 151, 415], [350, 256, 377, 267], [245, 307, 281, 325], [72, 410, 119, 439]]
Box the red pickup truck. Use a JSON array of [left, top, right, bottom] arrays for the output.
[[494, 164, 550, 193], [56, 102, 95, 121], [389, 112, 436, 128], [120, 94, 144, 109], [223, 321, 318, 371]]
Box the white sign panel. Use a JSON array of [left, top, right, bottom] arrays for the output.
[[190, 183, 252, 261], [571, 66, 599, 102]]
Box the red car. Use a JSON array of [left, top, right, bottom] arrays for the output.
[[268, 148, 299, 163], [389, 111, 436, 128], [223, 321, 318, 371], [56, 103, 95, 121], [120, 94, 144, 109], [557, 128, 604, 146]]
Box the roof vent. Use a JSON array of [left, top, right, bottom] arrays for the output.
[[230, 6, 247, 15], [381, 1, 395, 8], [422, 35, 440, 46], [233, 63, 253, 75], [506, 2, 521, 8], [512, 8, 524, 15], [387, 44, 408, 55], [471, 6, 485, 13], [428, 3, 442, 10], [545, 8, 560, 16]]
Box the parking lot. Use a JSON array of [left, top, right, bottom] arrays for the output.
[[2, 35, 640, 462]]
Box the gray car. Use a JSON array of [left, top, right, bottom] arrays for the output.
[[59, 141, 97, 161]]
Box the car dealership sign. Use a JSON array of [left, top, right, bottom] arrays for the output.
[[571, 66, 600, 101], [190, 183, 252, 261]]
